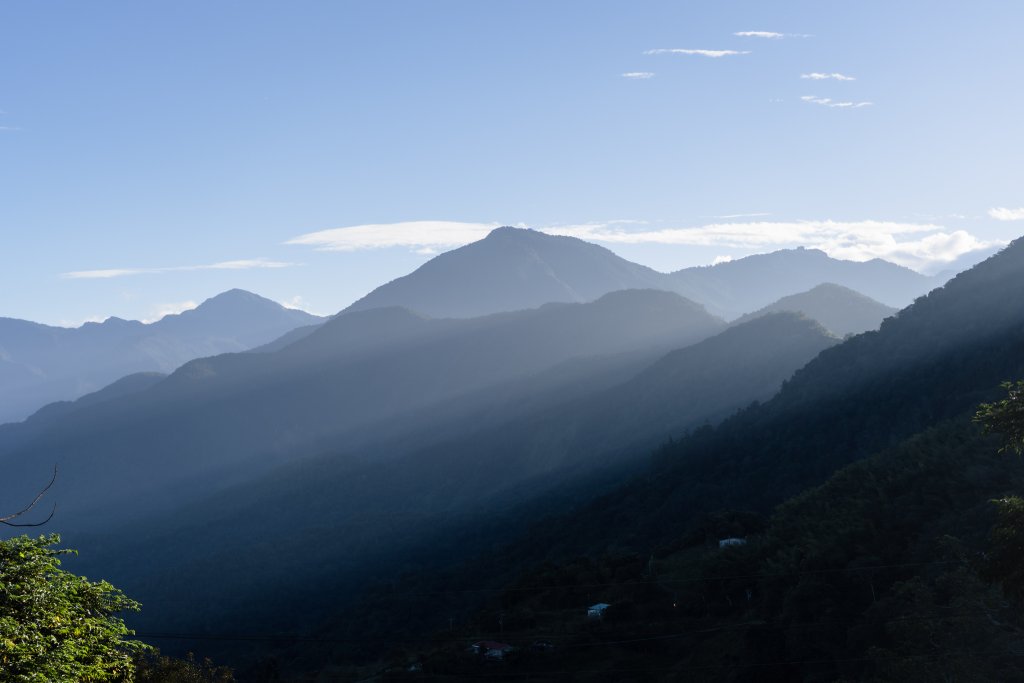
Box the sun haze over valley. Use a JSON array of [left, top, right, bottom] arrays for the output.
[[2, 2, 1024, 681]]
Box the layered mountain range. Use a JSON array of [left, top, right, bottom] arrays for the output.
[[3, 226, 1010, 678], [0, 289, 322, 424], [1, 229, 913, 425], [346, 227, 938, 320]]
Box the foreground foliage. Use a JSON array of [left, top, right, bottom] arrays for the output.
[[975, 379, 1024, 455], [976, 379, 1024, 604], [0, 533, 150, 682]]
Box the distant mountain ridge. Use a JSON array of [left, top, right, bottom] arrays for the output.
[[669, 247, 934, 318], [734, 283, 897, 336], [0, 288, 725, 525], [343, 227, 941, 321], [57, 310, 837, 645], [0, 289, 322, 424]]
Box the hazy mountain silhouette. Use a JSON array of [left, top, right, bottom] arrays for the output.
[[733, 283, 897, 336], [113, 237, 1024, 656], [0, 289, 724, 524], [280, 239, 1024, 670], [458, 240, 1024, 571], [930, 243, 1003, 279], [0, 289, 322, 424], [2, 226, 1007, 670], [668, 247, 936, 318], [62, 312, 836, 641], [344, 227, 670, 318], [342, 227, 939, 322], [0, 372, 167, 458]]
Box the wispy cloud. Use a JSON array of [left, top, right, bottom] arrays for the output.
[[62, 257, 297, 279], [645, 48, 750, 58], [734, 31, 784, 39], [801, 95, 873, 108], [0, 126, 21, 132], [801, 72, 856, 81], [542, 220, 1000, 272], [734, 31, 812, 39], [287, 220, 501, 252], [622, 72, 655, 79], [989, 207, 1024, 221], [206, 259, 295, 270]]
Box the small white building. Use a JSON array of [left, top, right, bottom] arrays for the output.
[[587, 602, 611, 619], [719, 537, 747, 549]]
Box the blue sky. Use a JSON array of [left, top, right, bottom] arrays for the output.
[[2, 1, 1023, 325]]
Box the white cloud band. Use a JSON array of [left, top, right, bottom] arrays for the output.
[[734, 31, 812, 39], [622, 72, 655, 79], [801, 72, 856, 81], [801, 95, 873, 108], [544, 221, 996, 271], [286, 220, 501, 252], [645, 48, 750, 58], [62, 257, 297, 279]]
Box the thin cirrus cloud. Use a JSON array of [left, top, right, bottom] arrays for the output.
[[61, 257, 297, 279], [286, 220, 502, 253], [644, 48, 750, 58], [801, 95, 873, 108], [989, 207, 1024, 221], [622, 72, 655, 79], [542, 220, 1000, 272], [801, 72, 856, 81], [734, 31, 812, 39]]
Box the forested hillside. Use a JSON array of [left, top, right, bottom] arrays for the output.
[[291, 239, 1024, 679], [363, 418, 1023, 682], [57, 311, 837, 663]]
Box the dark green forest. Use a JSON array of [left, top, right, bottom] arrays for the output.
[[286, 240, 1024, 680]]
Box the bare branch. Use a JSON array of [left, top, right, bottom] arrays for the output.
[[1, 465, 58, 527]]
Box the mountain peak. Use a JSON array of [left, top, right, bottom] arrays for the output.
[[485, 225, 532, 238], [82, 316, 142, 329], [149, 289, 323, 344], [343, 227, 666, 319], [195, 288, 270, 311], [734, 283, 896, 336], [168, 290, 320, 325]]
